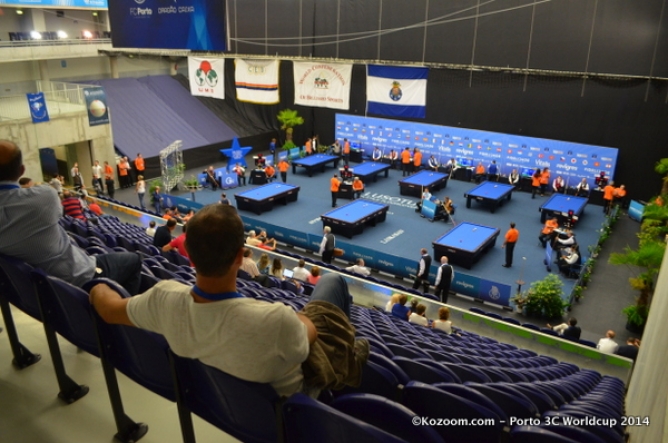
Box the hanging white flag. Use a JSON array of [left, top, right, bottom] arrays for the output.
[[235, 59, 280, 104], [293, 61, 352, 110], [188, 57, 225, 100]]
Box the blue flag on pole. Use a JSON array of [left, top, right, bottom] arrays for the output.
[[366, 65, 428, 118], [83, 87, 110, 126], [26, 92, 50, 124]]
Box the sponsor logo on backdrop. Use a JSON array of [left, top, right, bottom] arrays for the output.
[[130, 7, 152, 16]]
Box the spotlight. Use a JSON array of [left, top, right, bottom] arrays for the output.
[[16, 9, 24, 15], [92, 11, 98, 16], [82, 30, 93, 39], [57, 30, 68, 39], [30, 30, 42, 40]]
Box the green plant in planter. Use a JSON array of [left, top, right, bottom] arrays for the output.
[[277, 109, 304, 146], [519, 274, 567, 319], [148, 178, 162, 195], [184, 175, 200, 188], [282, 140, 297, 151]]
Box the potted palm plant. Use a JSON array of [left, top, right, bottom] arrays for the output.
[[277, 109, 304, 151]]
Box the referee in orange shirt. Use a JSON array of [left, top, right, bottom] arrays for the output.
[[330, 173, 341, 207], [278, 158, 289, 183], [401, 147, 412, 177], [502, 222, 519, 268]]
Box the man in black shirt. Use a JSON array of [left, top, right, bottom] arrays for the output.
[[434, 256, 454, 303], [547, 317, 581, 340], [615, 338, 639, 361], [153, 218, 177, 248]]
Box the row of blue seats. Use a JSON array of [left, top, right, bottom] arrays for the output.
[[469, 307, 599, 348]]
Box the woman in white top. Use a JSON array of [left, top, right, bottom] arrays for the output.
[[408, 304, 429, 327], [385, 294, 400, 312], [136, 175, 146, 210], [432, 307, 453, 334], [271, 258, 285, 279]]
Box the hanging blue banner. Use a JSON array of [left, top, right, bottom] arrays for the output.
[[26, 92, 49, 124], [83, 87, 110, 126]]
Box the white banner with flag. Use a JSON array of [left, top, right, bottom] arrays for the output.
[[235, 59, 280, 104], [188, 57, 225, 100], [293, 62, 352, 110], [367, 65, 428, 118]]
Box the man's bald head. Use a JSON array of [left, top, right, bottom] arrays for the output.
[[0, 140, 24, 182]]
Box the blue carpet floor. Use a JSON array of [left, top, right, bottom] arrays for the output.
[[141, 158, 607, 300]]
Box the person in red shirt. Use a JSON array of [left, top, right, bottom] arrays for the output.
[[330, 173, 341, 207], [401, 147, 412, 177], [88, 198, 103, 216], [352, 177, 365, 199], [62, 189, 86, 221], [163, 225, 189, 260], [603, 180, 616, 214], [502, 222, 519, 268]]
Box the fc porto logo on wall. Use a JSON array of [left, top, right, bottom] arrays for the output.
[[195, 61, 219, 87], [389, 81, 402, 101], [314, 73, 329, 89]]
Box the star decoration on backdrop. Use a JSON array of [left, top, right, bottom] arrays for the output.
[[219, 138, 252, 170]]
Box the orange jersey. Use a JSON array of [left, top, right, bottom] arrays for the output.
[[475, 164, 485, 175], [401, 150, 411, 164], [614, 187, 626, 198], [265, 165, 275, 177], [505, 228, 519, 243], [278, 161, 289, 172], [343, 141, 350, 154], [603, 185, 615, 201], [542, 219, 558, 235], [134, 157, 145, 171], [330, 177, 341, 192], [413, 152, 423, 167], [540, 171, 550, 185], [104, 165, 113, 179], [305, 140, 312, 154], [352, 180, 364, 191], [531, 175, 541, 187], [119, 161, 129, 176]]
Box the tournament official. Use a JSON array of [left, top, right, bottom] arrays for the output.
[[330, 173, 341, 207], [264, 164, 276, 182], [540, 167, 550, 196], [352, 177, 364, 199], [603, 180, 615, 214], [502, 222, 519, 268], [474, 162, 486, 183], [278, 158, 289, 183], [539, 217, 559, 248], [413, 148, 423, 172], [613, 184, 627, 208], [401, 147, 411, 177], [343, 138, 351, 166]]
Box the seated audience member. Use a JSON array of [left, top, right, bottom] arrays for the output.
[[89, 204, 368, 397], [552, 175, 565, 194], [614, 337, 640, 361], [153, 218, 177, 249], [240, 248, 271, 286], [50, 173, 64, 195], [257, 235, 278, 251], [256, 253, 270, 275], [576, 178, 590, 197], [146, 221, 157, 237], [432, 307, 454, 334], [182, 209, 196, 223], [427, 155, 439, 171], [220, 193, 231, 205], [204, 166, 220, 190], [162, 208, 174, 220], [271, 258, 284, 279], [408, 304, 429, 327], [443, 158, 456, 174], [88, 198, 103, 216], [265, 164, 276, 182], [391, 294, 411, 320], [539, 217, 559, 248], [0, 140, 142, 295], [308, 266, 321, 285], [19, 177, 34, 188], [292, 259, 311, 282], [597, 330, 619, 354], [345, 258, 370, 277], [163, 224, 189, 260], [62, 189, 86, 221], [547, 317, 581, 340], [385, 294, 400, 313], [246, 230, 263, 247], [553, 229, 576, 251]]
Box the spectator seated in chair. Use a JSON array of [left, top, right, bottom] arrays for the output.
[[547, 317, 581, 340]]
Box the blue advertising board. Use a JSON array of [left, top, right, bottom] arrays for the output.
[[108, 0, 227, 51], [478, 279, 512, 307], [335, 114, 618, 187], [26, 92, 49, 124], [83, 87, 109, 126]]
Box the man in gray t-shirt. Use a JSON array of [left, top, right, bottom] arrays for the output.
[[90, 204, 368, 396]]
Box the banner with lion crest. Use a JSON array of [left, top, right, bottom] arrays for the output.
[[293, 62, 352, 110]]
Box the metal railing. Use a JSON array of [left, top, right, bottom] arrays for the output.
[[0, 81, 96, 122], [0, 38, 112, 49]]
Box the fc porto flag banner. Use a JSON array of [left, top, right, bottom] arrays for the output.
[[26, 92, 49, 124], [83, 87, 110, 126], [188, 57, 225, 100], [108, 0, 226, 51], [366, 65, 428, 118], [235, 59, 280, 104], [293, 62, 352, 110]]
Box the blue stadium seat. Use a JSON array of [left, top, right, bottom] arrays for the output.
[[368, 353, 410, 385], [522, 323, 541, 331], [283, 393, 406, 443], [139, 272, 161, 293], [432, 383, 509, 423], [333, 361, 401, 401], [465, 383, 540, 419], [330, 393, 444, 443], [392, 357, 461, 384]]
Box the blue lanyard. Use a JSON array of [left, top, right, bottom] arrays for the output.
[[192, 285, 244, 301], [0, 184, 19, 190]]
